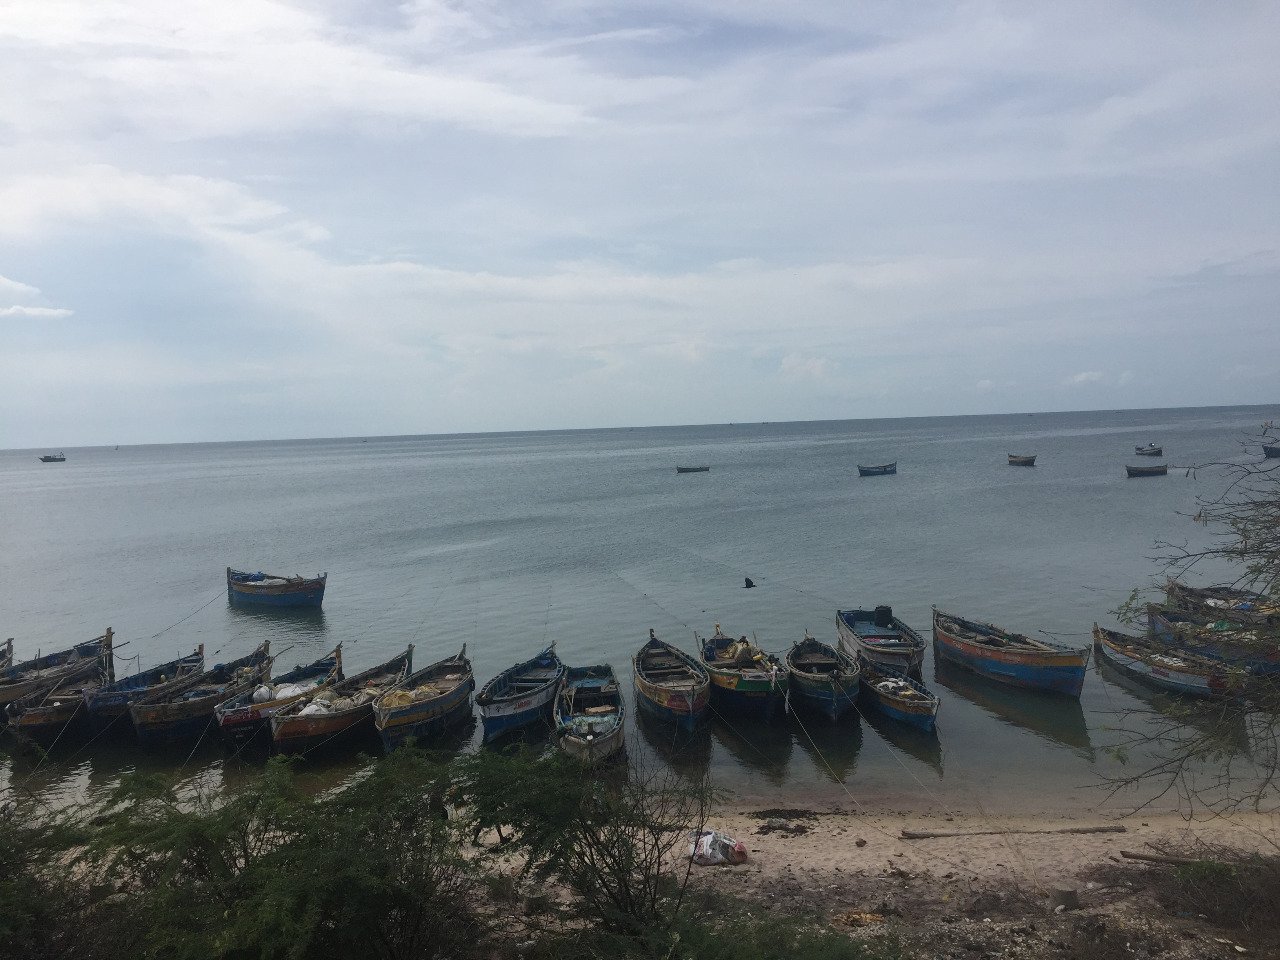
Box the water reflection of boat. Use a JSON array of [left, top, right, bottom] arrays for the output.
[[708, 713, 793, 787], [791, 710, 862, 784], [933, 656, 1093, 758], [632, 707, 712, 781], [857, 704, 943, 777]]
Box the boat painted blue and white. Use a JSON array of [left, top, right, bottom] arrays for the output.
[[837, 606, 926, 675], [476, 645, 564, 742], [85, 646, 205, 733]]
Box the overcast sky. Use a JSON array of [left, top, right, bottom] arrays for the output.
[[1, 1, 1277, 446]]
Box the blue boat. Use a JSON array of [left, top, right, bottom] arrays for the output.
[[857, 655, 939, 733], [226, 567, 327, 608], [0, 631, 112, 715], [932, 609, 1090, 696], [130, 643, 271, 746], [215, 646, 343, 744], [476, 645, 565, 742], [85, 646, 205, 734], [373, 647, 474, 752], [632, 631, 710, 733], [785, 635, 860, 722]]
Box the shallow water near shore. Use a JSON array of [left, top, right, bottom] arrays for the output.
[[3, 405, 1278, 814]]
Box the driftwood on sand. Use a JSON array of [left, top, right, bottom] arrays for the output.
[[901, 824, 1127, 840], [1118, 849, 1207, 866]]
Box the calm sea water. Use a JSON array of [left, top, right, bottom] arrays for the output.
[[3, 405, 1277, 814]]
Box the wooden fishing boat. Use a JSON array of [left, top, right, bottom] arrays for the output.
[[857, 655, 939, 733], [836, 606, 925, 675], [476, 645, 565, 741], [675, 466, 710, 473], [272, 646, 413, 755], [1092, 624, 1243, 698], [0, 638, 12, 671], [1165, 581, 1280, 630], [1135, 443, 1163, 456], [785, 635, 859, 722], [131, 642, 271, 746], [932, 609, 1090, 696], [698, 626, 788, 721], [1146, 603, 1280, 675], [373, 647, 474, 752], [226, 567, 327, 608], [6, 634, 115, 746], [85, 646, 205, 733], [857, 462, 897, 477], [632, 631, 710, 732], [554, 663, 625, 765], [0, 631, 113, 714], [1264, 444, 1280, 459], [38, 453, 66, 463], [215, 646, 343, 744], [1126, 464, 1167, 477], [1007, 454, 1036, 466]]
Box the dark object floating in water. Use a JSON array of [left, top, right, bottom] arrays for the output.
[[1134, 443, 1163, 456], [676, 465, 710, 473], [38, 453, 66, 462], [1126, 464, 1168, 478], [931, 608, 1089, 696], [227, 567, 327, 608], [744, 577, 755, 589], [1263, 444, 1279, 458], [1008, 454, 1036, 466], [857, 461, 897, 477]]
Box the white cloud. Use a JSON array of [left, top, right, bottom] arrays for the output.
[[0, 305, 73, 318], [779, 354, 832, 380], [975, 379, 995, 393], [1065, 370, 1104, 385]]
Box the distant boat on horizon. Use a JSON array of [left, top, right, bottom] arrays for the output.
[[38, 453, 66, 463], [857, 461, 896, 477], [676, 465, 710, 473]]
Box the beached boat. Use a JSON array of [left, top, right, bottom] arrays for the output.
[[554, 664, 625, 765], [226, 567, 327, 608], [1126, 464, 1167, 477], [698, 626, 788, 721], [0, 638, 12, 671], [857, 655, 939, 733], [6, 633, 115, 746], [131, 643, 271, 746], [1007, 454, 1036, 466], [476, 645, 565, 741], [1092, 624, 1243, 698], [0, 631, 114, 714], [836, 606, 925, 675], [785, 635, 859, 722], [271, 646, 413, 755], [857, 462, 897, 477], [38, 453, 66, 463], [932, 609, 1090, 696], [215, 646, 343, 745], [676, 466, 710, 473], [1146, 603, 1280, 675], [632, 630, 710, 732], [373, 647, 474, 752], [85, 647, 205, 733], [1135, 444, 1163, 456], [1265, 444, 1280, 459], [1165, 581, 1280, 630]]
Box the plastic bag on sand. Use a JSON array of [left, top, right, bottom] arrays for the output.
[[252, 685, 273, 704], [688, 829, 748, 866]]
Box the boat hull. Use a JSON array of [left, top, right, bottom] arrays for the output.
[[479, 683, 558, 740], [272, 706, 376, 754], [377, 679, 475, 752], [932, 625, 1089, 697], [858, 684, 937, 732], [9, 700, 90, 746], [705, 669, 787, 721], [559, 723, 625, 764], [226, 568, 326, 608], [633, 679, 708, 732], [1126, 465, 1167, 477], [1093, 626, 1233, 698], [857, 462, 897, 476]]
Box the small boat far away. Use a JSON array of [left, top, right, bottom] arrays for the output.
[[554, 663, 626, 765], [1263, 443, 1280, 459], [676, 465, 710, 473], [1007, 454, 1036, 466], [932, 609, 1089, 696], [857, 461, 896, 477], [1126, 464, 1168, 478], [632, 630, 710, 733], [1134, 443, 1163, 456], [38, 453, 66, 463], [226, 567, 327, 609]]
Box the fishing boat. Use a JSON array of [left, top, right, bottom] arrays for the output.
[[271, 646, 413, 755], [1135, 443, 1163, 456], [857, 655, 939, 733], [632, 630, 710, 732], [226, 567, 327, 608], [6, 635, 115, 746], [932, 609, 1090, 696], [1126, 464, 1167, 477], [0, 631, 114, 714], [476, 645, 565, 741], [836, 606, 925, 675], [215, 646, 343, 745], [38, 453, 66, 463], [698, 626, 788, 721], [1007, 454, 1036, 466], [554, 663, 625, 765], [0, 638, 12, 671], [1146, 603, 1280, 674], [676, 466, 710, 473], [857, 462, 897, 477], [1264, 444, 1280, 459], [85, 646, 205, 733], [130, 642, 271, 746], [785, 635, 860, 722], [373, 647, 474, 752], [1092, 624, 1243, 698], [1165, 581, 1280, 629]]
